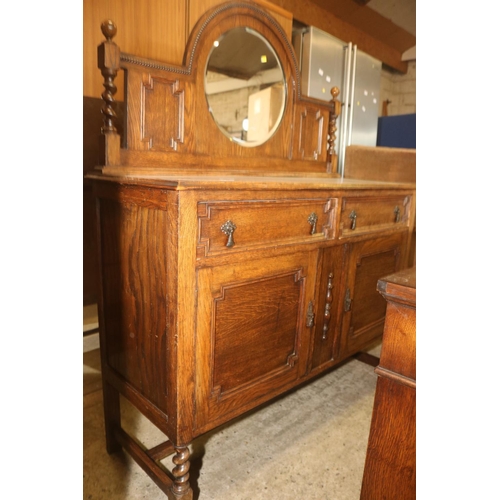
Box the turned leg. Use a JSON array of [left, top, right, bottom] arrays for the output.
[[171, 446, 193, 499], [101, 380, 121, 454]]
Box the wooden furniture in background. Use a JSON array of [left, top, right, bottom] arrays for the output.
[[360, 267, 416, 500], [87, 2, 416, 498], [343, 145, 416, 184]]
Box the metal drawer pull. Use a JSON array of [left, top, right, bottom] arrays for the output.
[[394, 206, 401, 223], [322, 272, 334, 340], [344, 287, 352, 312], [306, 300, 315, 328], [221, 220, 237, 247], [308, 212, 318, 235], [349, 210, 357, 230]]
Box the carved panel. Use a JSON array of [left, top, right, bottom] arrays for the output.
[[194, 250, 318, 432], [210, 271, 303, 400], [297, 106, 325, 161], [142, 74, 185, 151]]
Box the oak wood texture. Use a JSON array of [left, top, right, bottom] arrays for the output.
[[343, 145, 416, 184], [83, 0, 187, 101], [339, 194, 411, 238], [88, 3, 416, 498], [360, 267, 416, 500], [187, 0, 292, 41]]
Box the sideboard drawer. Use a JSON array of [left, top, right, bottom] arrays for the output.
[[339, 195, 411, 237], [197, 198, 337, 257]]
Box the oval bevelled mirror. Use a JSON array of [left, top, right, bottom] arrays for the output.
[[204, 27, 286, 147]]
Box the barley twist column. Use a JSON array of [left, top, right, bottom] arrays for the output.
[[97, 19, 121, 165], [171, 446, 192, 498], [327, 86, 341, 173]]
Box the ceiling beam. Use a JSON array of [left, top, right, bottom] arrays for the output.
[[267, 0, 409, 73]]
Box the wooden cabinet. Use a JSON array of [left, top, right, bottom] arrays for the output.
[[91, 179, 414, 499], [88, 4, 416, 498]]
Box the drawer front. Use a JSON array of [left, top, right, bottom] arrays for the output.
[[197, 198, 337, 257], [339, 195, 411, 237]]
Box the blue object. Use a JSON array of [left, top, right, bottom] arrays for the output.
[[376, 114, 416, 149]]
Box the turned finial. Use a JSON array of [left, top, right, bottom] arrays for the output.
[[327, 86, 342, 173], [101, 20, 117, 42], [98, 20, 121, 165]]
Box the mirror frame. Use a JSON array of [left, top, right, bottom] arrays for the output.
[[204, 26, 287, 148]]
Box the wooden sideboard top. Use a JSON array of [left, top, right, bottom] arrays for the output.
[[86, 172, 416, 192]]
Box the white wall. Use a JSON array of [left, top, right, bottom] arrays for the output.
[[380, 60, 416, 116]]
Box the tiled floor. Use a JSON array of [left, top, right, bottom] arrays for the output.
[[83, 306, 381, 500]]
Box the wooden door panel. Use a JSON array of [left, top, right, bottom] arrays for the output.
[[342, 233, 406, 356], [194, 251, 317, 433], [213, 273, 301, 392]]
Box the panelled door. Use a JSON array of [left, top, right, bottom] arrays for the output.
[[341, 232, 406, 356], [194, 250, 318, 433]]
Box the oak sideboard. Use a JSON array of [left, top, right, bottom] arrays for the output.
[[87, 2, 416, 498]]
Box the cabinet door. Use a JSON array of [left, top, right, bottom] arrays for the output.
[[194, 251, 317, 433], [309, 244, 347, 373], [341, 232, 406, 356]]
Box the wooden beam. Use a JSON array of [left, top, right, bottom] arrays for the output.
[[268, 0, 408, 73]]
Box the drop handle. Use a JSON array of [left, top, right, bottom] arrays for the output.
[[394, 206, 401, 223], [308, 212, 318, 235], [349, 210, 357, 230], [221, 220, 237, 247], [322, 272, 334, 340]]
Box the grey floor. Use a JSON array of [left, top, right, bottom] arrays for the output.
[[83, 304, 380, 500]]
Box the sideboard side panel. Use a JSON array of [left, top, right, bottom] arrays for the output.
[[97, 184, 175, 419]]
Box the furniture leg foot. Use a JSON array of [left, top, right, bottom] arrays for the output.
[[102, 381, 121, 454], [171, 446, 193, 499]]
